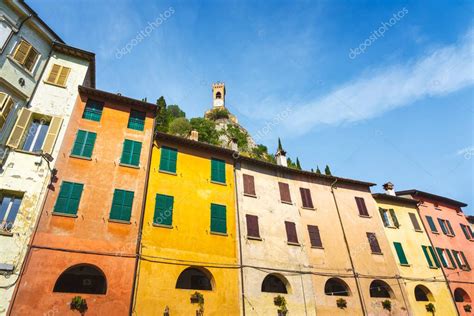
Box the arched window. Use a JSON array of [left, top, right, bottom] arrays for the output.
[[324, 278, 351, 296], [261, 274, 288, 294], [454, 288, 471, 303], [215, 92, 222, 99], [176, 267, 213, 291], [53, 264, 106, 294], [414, 285, 433, 302], [369, 280, 393, 298]]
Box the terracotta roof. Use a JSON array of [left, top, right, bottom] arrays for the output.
[[396, 189, 467, 208], [372, 193, 419, 206]]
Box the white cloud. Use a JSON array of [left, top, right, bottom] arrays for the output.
[[281, 28, 474, 136]]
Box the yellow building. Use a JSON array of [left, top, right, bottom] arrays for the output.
[[373, 184, 457, 316], [133, 132, 240, 316]]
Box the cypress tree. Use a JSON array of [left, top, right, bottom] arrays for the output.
[[296, 157, 302, 170], [316, 166, 321, 174], [325, 165, 332, 176]]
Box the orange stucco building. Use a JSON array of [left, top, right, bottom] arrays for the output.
[[9, 86, 156, 315]]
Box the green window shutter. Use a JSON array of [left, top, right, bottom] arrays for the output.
[[154, 194, 173, 226], [379, 208, 389, 227], [428, 246, 441, 267], [54, 181, 83, 215], [211, 158, 226, 183], [72, 130, 96, 158], [82, 132, 97, 158], [445, 249, 457, 268], [445, 220, 455, 236], [452, 250, 463, 268], [389, 209, 399, 228], [159, 146, 177, 173], [110, 189, 134, 221], [460, 252, 471, 270], [71, 130, 86, 156], [127, 110, 146, 131], [437, 218, 448, 235], [121, 140, 141, 166], [131, 141, 142, 166], [210, 203, 226, 234], [460, 224, 472, 240], [436, 248, 448, 267], [426, 216, 438, 232], [82, 99, 104, 122], [421, 246, 434, 268], [393, 242, 409, 265]]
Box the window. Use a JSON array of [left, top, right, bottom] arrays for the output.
[[355, 197, 369, 216], [0, 92, 15, 129], [307, 225, 322, 248], [299, 188, 314, 208], [454, 288, 471, 303], [215, 91, 222, 99], [366, 232, 382, 254], [176, 267, 213, 290], [378, 208, 399, 228], [460, 224, 473, 240], [120, 139, 142, 166], [369, 280, 393, 298], [285, 221, 299, 244], [436, 248, 457, 268], [393, 242, 409, 265], [210, 203, 226, 234], [109, 189, 134, 222], [425, 216, 438, 233], [261, 274, 288, 294], [127, 109, 146, 131], [0, 21, 13, 50], [6, 108, 62, 154], [414, 285, 433, 301], [211, 158, 226, 183], [71, 130, 96, 158], [82, 99, 104, 122], [278, 182, 291, 203], [54, 181, 84, 215], [409, 213, 422, 231], [324, 278, 350, 296], [0, 194, 22, 232], [159, 146, 177, 173], [243, 174, 256, 196], [46, 64, 71, 86], [246, 214, 260, 238], [453, 250, 471, 271], [438, 218, 455, 236], [53, 264, 106, 294], [12, 40, 39, 72], [421, 245, 440, 268], [154, 194, 173, 226]]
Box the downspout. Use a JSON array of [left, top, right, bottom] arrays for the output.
[[395, 275, 409, 312], [130, 115, 157, 316], [233, 158, 246, 316], [330, 178, 366, 315], [415, 201, 460, 316]]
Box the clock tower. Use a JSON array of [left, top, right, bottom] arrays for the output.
[[212, 82, 225, 108]]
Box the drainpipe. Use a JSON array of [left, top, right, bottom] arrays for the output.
[[415, 201, 460, 316], [129, 115, 157, 316], [233, 159, 246, 316], [395, 275, 409, 312], [329, 178, 366, 315]]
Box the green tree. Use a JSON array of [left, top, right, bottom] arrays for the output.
[[316, 166, 322, 174], [225, 124, 248, 150], [287, 157, 298, 169], [155, 96, 168, 132], [296, 157, 302, 170], [252, 144, 269, 159], [190, 118, 221, 145], [325, 165, 332, 176], [169, 117, 191, 137], [167, 105, 186, 119]]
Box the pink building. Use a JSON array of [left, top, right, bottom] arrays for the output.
[[397, 190, 473, 315]]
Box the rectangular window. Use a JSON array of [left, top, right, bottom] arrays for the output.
[[82, 99, 104, 122], [300, 188, 314, 209], [460, 224, 472, 240], [211, 158, 226, 183], [445, 249, 457, 269], [378, 208, 399, 227], [159, 146, 177, 173], [393, 242, 409, 265], [54, 181, 84, 215], [278, 182, 291, 203], [445, 220, 455, 236], [409, 213, 422, 231], [285, 221, 299, 244], [437, 218, 449, 235], [0, 21, 13, 50], [109, 189, 134, 222], [422, 245, 437, 268], [426, 216, 438, 233], [355, 197, 369, 216], [0, 194, 22, 232], [46, 64, 71, 86], [22, 119, 50, 152], [453, 251, 471, 271], [120, 139, 142, 166], [428, 246, 441, 268], [243, 174, 256, 196], [210, 203, 226, 234], [12, 40, 39, 72], [246, 214, 260, 238], [307, 225, 322, 248], [154, 194, 173, 226], [127, 109, 146, 131], [366, 232, 382, 254], [0, 92, 14, 129], [436, 248, 449, 268], [71, 130, 96, 158]]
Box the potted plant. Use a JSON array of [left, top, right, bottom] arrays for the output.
[[70, 296, 88, 315], [336, 298, 347, 309], [190, 291, 204, 316], [425, 303, 435, 315], [273, 295, 288, 316], [464, 304, 472, 312], [382, 299, 391, 312]]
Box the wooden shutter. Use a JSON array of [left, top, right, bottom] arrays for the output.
[[47, 64, 61, 83], [460, 224, 472, 240], [426, 216, 438, 232], [355, 197, 369, 216], [279, 182, 291, 203], [210, 204, 226, 234], [300, 188, 313, 208], [54, 181, 83, 215], [379, 208, 389, 227], [71, 130, 87, 156], [445, 220, 455, 236], [428, 246, 441, 267], [0, 93, 14, 128], [13, 40, 31, 64], [110, 189, 134, 221], [42, 116, 63, 154], [82, 132, 96, 158], [131, 141, 142, 166], [445, 249, 457, 268], [421, 246, 434, 267], [307, 225, 322, 247], [460, 252, 471, 270], [121, 140, 132, 165], [452, 250, 464, 268], [393, 242, 408, 265], [243, 174, 256, 196], [366, 232, 381, 253], [437, 219, 448, 235], [285, 221, 298, 244], [56, 66, 71, 86], [6, 107, 32, 148], [246, 214, 260, 238], [128, 109, 146, 131], [436, 248, 448, 267], [154, 194, 174, 225], [389, 209, 399, 227], [211, 158, 225, 183], [23, 47, 38, 71], [409, 213, 421, 231]]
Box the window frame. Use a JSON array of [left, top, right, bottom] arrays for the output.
[[45, 63, 71, 87], [11, 38, 40, 73], [210, 158, 226, 184], [210, 203, 227, 235], [120, 139, 142, 167], [0, 20, 14, 53], [159, 146, 178, 174], [70, 129, 97, 159], [82, 99, 104, 122], [127, 109, 146, 131], [0, 192, 23, 233], [53, 181, 84, 216], [153, 193, 174, 227], [109, 189, 134, 223]]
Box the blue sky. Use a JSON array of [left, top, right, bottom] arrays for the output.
[[30, 0, 473, 211]]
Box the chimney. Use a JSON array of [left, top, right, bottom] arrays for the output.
[[189, 130, 199, 141], [383, 182, 395, 196], [275, 137, 287, 167]]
